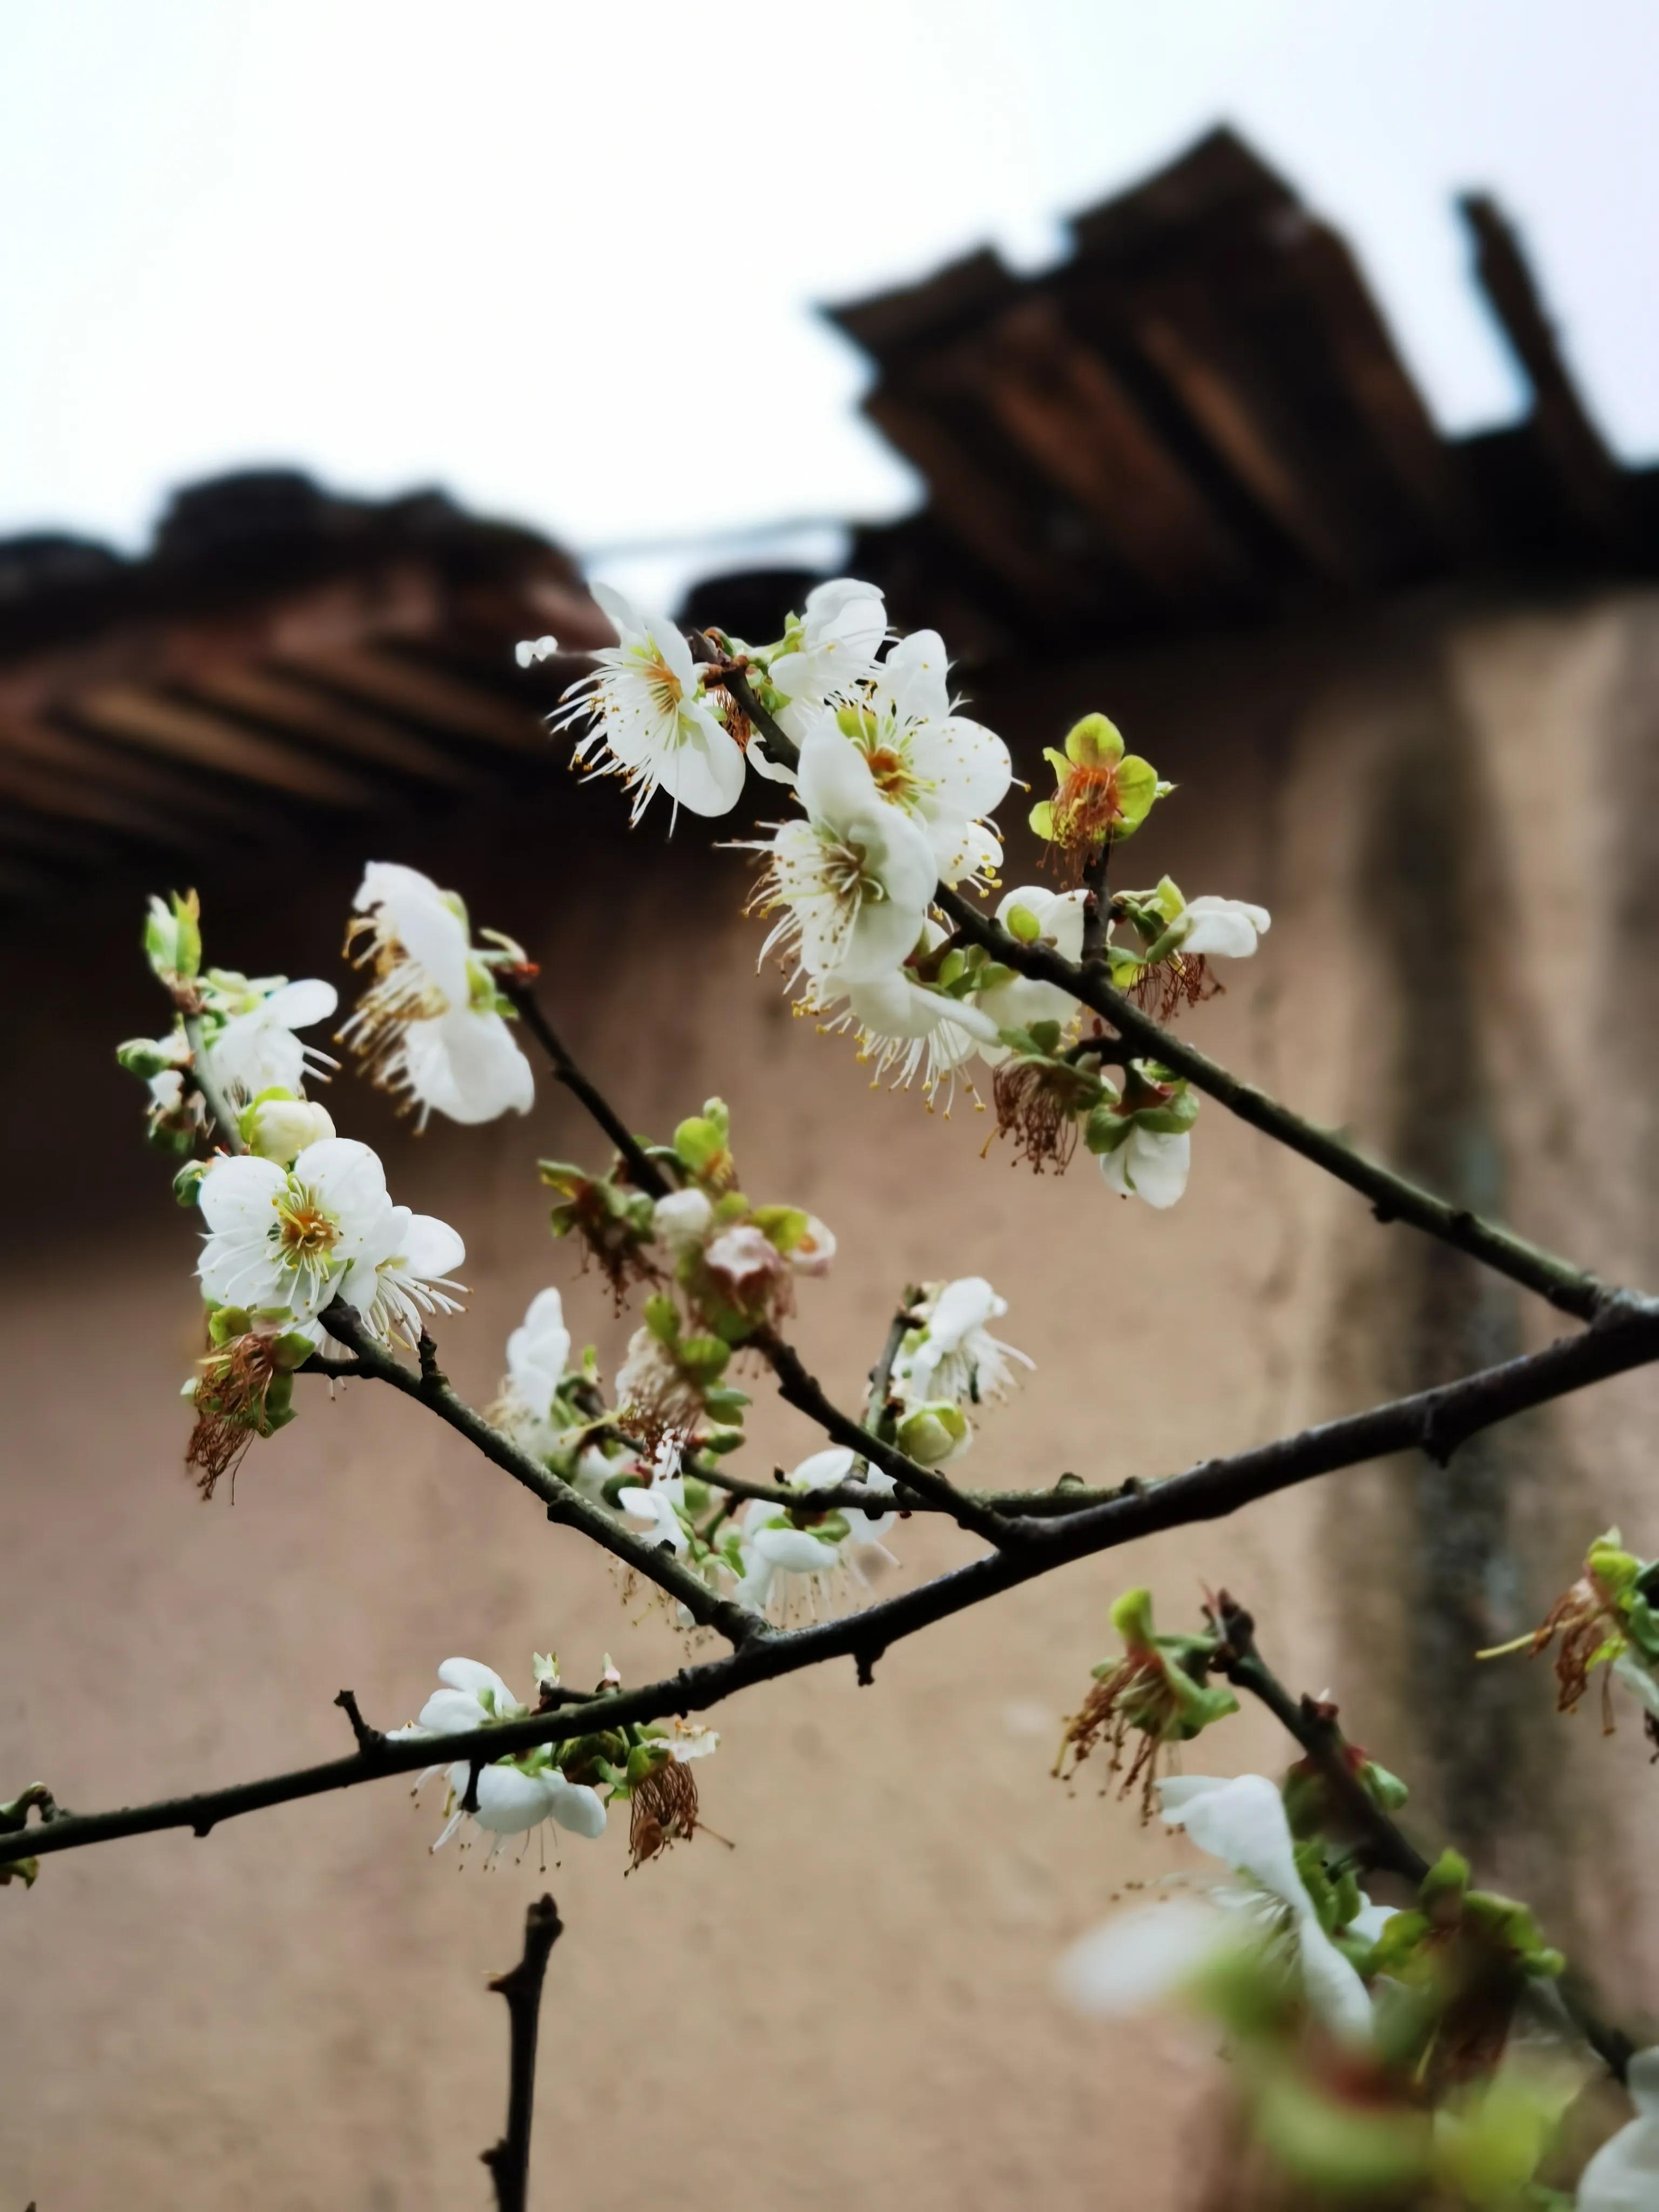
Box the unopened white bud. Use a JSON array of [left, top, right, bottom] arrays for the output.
[[515, 635, 560, 668], [244, 1097, 336, 1163]]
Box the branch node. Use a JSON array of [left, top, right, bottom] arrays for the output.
[[462, 1760, 483, 1816], [854, 1645, 885, 1688], [334, 1688, 385, 1756]]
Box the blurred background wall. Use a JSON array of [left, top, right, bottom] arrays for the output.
[[4, 105, 1659, 2212]]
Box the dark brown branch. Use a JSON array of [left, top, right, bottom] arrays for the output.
[[751, 1325, 1019, 1546], [934, 885, 1617, 1324], [500, 961, 1017, 1547], [481, 1895, 563, 2212], [319, 1303, 761, 1649], [10, 1299, 1657, 1872], [497, 973, 670, 1199], [1215, 1594, 1635, 2085], [333, 1689, 383, 1756]]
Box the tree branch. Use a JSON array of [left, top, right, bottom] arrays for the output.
[[180, 1010, 245, 1156], [317, 1303, 761, 1649], [1213, 1594, 1636, 2085], [933, 886, 1616, 1324], [496, 974, 670, 1199], [12, 1299, 1658, 1871], [481, 1894, 563, 2212], [750, 1325, 1019, 1546]]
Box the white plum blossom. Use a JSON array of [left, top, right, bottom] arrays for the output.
[[1097, 1123, 1191, 1210], [204, 975, 340, 1106], [342, 862, 534, 1129], [732, 1449, 898, 1620], [500, 1288, 573, 1435], [747, 729, 938, 987], [811, 929, 1001, 1108], [1169, 894, 1271, 959], [617, 1466, 691, 1556], [554, 583, 745, 822], [894, 1277, 1032, 1412], [832, 631, 1011, 887], [1577, 2047, 1659, 2210], [1057, 1772, 1377, 2047], [766, 578, 889, 743], [197, 1137, 396, 1324], [974, 886, 1088, 1061], [790, 1446, 899, 1544], [389, 1657, 607, 1854], [337, 1205, 466, 1348], [195, 1136, 464, 1345]]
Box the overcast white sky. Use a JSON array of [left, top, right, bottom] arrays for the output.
[[4, 0, 1656, 580]]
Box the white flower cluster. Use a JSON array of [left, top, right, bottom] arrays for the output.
[[489, 1271, 1030, 1627], [389, 1654, 718, 1865], [546, 579, 1273, 1208]]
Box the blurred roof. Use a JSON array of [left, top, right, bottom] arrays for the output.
[[1, 127, 1653, 906], [0, 470, 608, 906], [692, 127, 1657, 658]]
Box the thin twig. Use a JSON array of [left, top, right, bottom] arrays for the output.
[[1213, 1594, 1635, 2084], [180, 1011, 245, 1155], [12, 1301, 1659, 1871], [333, 1690, 383, 1756], [933, 886, 1616, 1324], [497, 975, 670, 1199], [318, 1303, 761, 1648], [751, 1324, 1019, 1545], [481, 1895, 563, 2212]]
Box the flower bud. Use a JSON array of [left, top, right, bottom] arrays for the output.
[[143, 890, 201, 987], [117, 1035, 181, 1080], [896, 1400, 970, 1466], [240, 1094, 336, 1163]]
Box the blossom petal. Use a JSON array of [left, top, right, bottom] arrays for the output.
[[198, 1153, 286, 1232], [544, 1772, 608, 1838], [1055, 1898, 1236, 2017]]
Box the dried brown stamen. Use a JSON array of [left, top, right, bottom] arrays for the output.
[[629, 1757, 702, 1867], [186, 1333, 282, 1501], [1130, 953, 1222, 1022], [1042, 764, 1124, 887], [1055, 1653, 1170, 1820], [989, 1057, 1089, 1174]]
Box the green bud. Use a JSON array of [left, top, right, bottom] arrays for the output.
[[896, 1401, 969, 1466], [144, 889, 202, 986], [116, 1036, 178, 1080], [1004, 902, 1043, 944], [173, 1159, 208, 1209], [207, 1305, 253, 1346]]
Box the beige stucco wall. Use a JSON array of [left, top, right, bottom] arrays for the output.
[[3, 584, 1657, 2207]]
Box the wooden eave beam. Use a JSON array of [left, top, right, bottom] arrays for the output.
[[62, 684, 379, 809], [276, 644, 547, 752], [179, 664, 484, 791]]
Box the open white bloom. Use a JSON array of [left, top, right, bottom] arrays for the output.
[[1058, 1773, 1376, 2047], [554, 582, 744, 822], [1164, 892, 1271, 959], [811, 921, 1001, 1106], [197, 1136, 394, 1324], [974, 886, 1087, 1062], [617, 1468, 690, 1556], [388, 1657, 607, 1852], [894, 1277, 1032, 1411], [342, 862, 534, 1128], [767, 578, 888, 738], [336, 1205, 466, 1348], [204, 975, 340, 1105], [836, 632, 1011, 887], [503, 1288, 572, 1427], [747, 729, 937, 986], [1097, 1123, 1191, 1209], [1577, 2047, 1659, 2210], [732, 1449, 899, 1620], [790, 1445, 899, 1544]]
